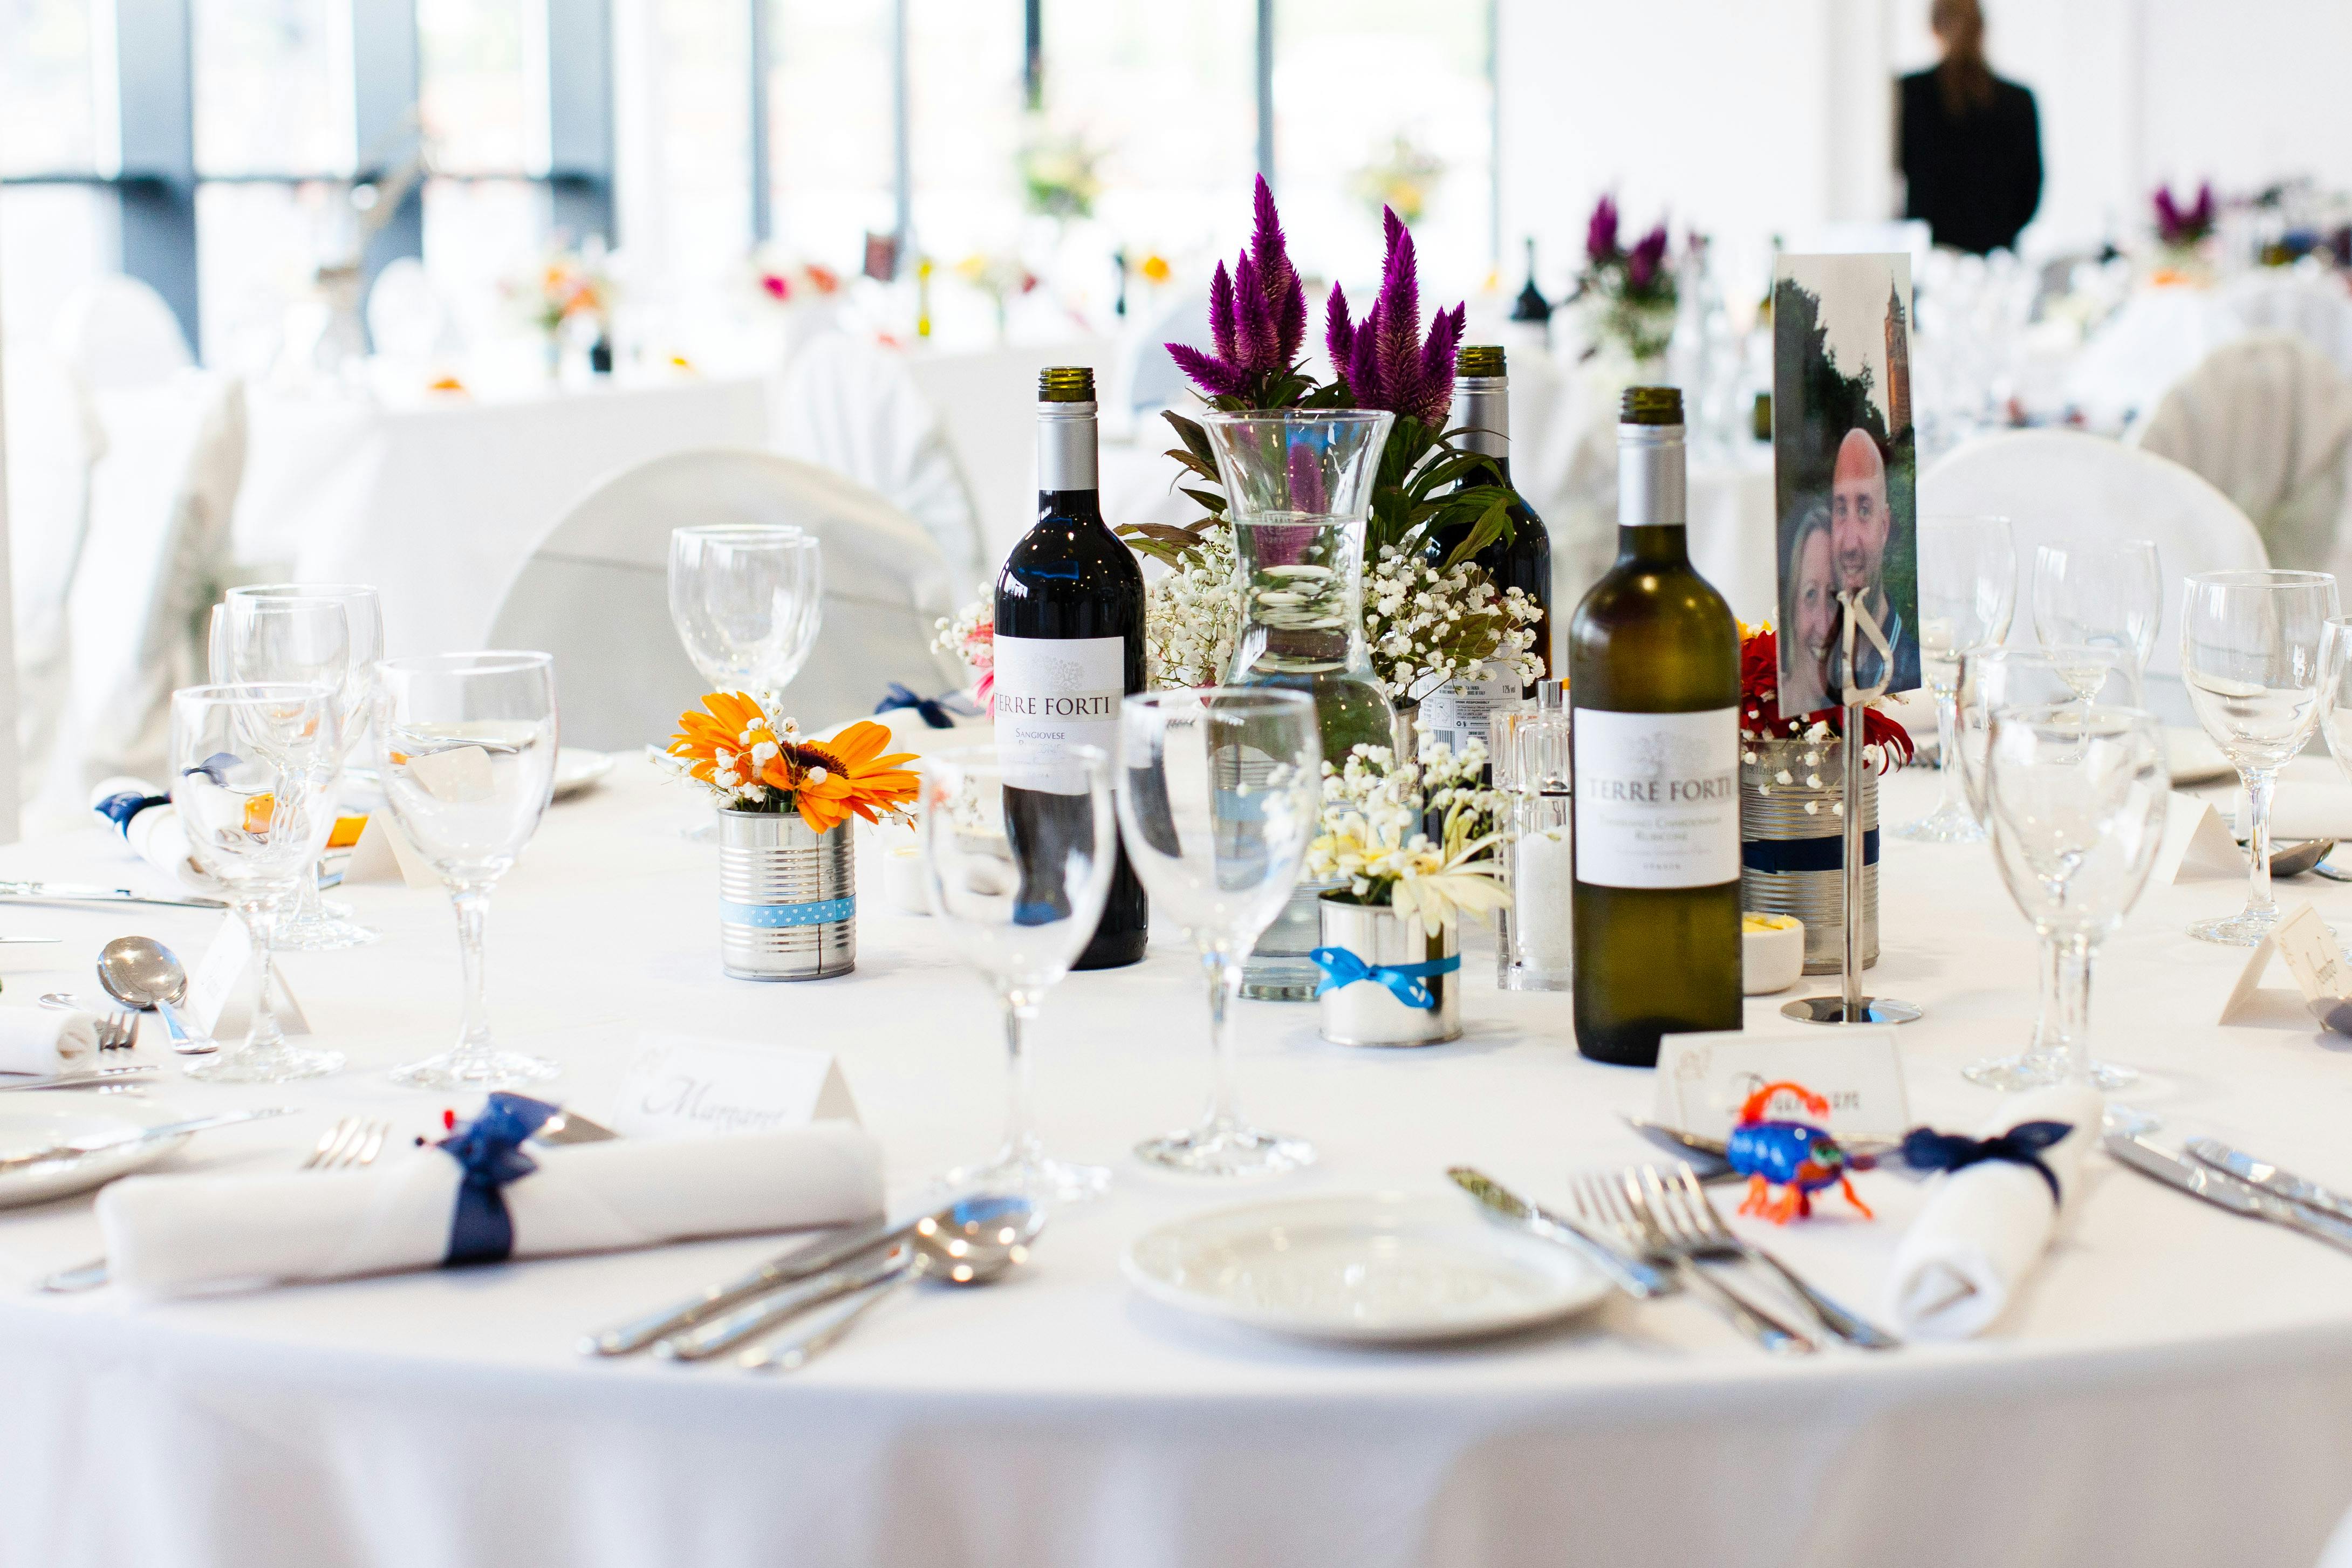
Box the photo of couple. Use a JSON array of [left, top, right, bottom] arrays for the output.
[[1771, 253, 1921, 717]]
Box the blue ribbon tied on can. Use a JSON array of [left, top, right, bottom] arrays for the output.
[[437, 1092, 560, 1265], [721, 896, 856, 928], [1309, 946, 1460, 1011]]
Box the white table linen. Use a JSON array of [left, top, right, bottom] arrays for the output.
[[5, 759, 2352, 1567]]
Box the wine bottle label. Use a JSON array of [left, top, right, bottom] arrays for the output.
[[993, 634, 1124, 793], [1417, 661, 1517, 759], [1571, 707, 1739, 888]]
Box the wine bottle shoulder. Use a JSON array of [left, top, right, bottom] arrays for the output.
[[996, 512, 1144, 627], [1566, 558, 1738, 710]]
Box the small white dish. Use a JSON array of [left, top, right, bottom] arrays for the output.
[[1742, 914, 1806, 995], [1122, 1193, 1610, 1344], [0, 1095, 190, 1210], [2166, 728, 2233, 786], [551, 748, 616, 801]]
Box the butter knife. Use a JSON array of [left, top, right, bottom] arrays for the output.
[[0, 1105, 296, 1173], [2186, 1138, 2352, 1226], [0, 1064, 158, 1093], [1448, 1166, 1672, 1298], [581, 1213, 904, 1355], [2107, 1133, 2352, 1256], [0, 881, 228, 911]]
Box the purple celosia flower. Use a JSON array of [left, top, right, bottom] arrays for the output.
[[1625, 224, 1670, 291], [1168, 175, 1307, 403], [2155, 181, 2217, 245], [1585, 194, 1621, 265], [1323, 208, 1466, 426]]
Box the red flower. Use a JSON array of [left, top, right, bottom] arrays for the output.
[[1736, 625, 1913, 771]]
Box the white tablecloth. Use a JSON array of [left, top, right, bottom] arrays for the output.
[[234, 376, 770, 656], [5, 758, 2352, 1567]]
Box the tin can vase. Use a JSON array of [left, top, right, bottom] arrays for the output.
[[1740, 735, 1876, 974], [717, 809, 855, 981], [1314, 896, 1463, 1047]]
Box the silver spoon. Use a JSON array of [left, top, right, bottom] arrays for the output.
[[2270, 839, 2336, 879], [96, 937, 218, 1056], [737, 1196, 1045, 1372]]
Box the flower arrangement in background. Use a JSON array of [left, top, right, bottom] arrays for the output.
[[660, 692, 918, 832], [1576, 194, 1677, 363], [749, 247, 843, 309], [1020, 119, 1108, 222], [2152, 181, 2217, 250], [954, 251, 1040, 338], [509, 240, 613, 338], [1350, 132, 1446, 228], [1307, 741, 1509, 933], [932, 600, 996, 708], [1737, 624, 1915, 772]]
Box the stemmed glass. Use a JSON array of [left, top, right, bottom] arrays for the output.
[[2033, 540, 2162, 679], [918, 744, 1116, 1203], [169, 683, 347, 1083], [669, 525, 824, 838], [1984, 703, 2169, 1088], [374, 653, 562, 1088], [2180, 569, 2339, 945], [213, 584, 384, 949], [1894, 514, 2016, 843], [1117, 688, 1321, 1177], [1954, 643, 2142, 1088]]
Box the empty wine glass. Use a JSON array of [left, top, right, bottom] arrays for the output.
[[918, 744, 1116, 1203], [374, 652, 562, 1088], [1954, 643, 2141, 1088], [1984, 703, 2169, 1088], [1895, 514, 2016, 843], [669, 525, 823, 840], [2033, 540, 2162, 679], [1116, 688, 1321, 1177], [214, 584, 384, 950], [170, 682, 346, 1084], [2181, 569, 2339, 946]]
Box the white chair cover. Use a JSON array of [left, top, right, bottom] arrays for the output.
[[770, 334, 984, 593], [486, 449, 963, 751], [3, 345, 106, 811], [50, 276, 194, 394], [2135, 334, 2352, 575], [1921, 428, 2268, 690], [2218, 271, 2352, 383]]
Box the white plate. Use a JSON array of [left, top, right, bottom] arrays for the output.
[[2165, 727, 2233, 786], [0, 1095, 190, 1210], [1122, 1193, 1612, 1344], [551, 748, 615, 801]]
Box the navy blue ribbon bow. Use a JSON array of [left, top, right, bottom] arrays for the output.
[[437, 1093, 560, 1265], [1309, 946, 1460, 1011], [876, 683, 955, 729], [1899, 1119, 2075, 1203]]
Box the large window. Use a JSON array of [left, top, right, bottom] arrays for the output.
[[764, 0, 894, 267]]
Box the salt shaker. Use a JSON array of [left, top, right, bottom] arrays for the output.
[[1494, 680, 1572, 990]]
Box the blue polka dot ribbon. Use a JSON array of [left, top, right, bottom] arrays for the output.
[[722, 896, 856, 928]]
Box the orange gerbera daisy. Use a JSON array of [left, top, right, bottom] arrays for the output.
[[668, 694, 918, 833]]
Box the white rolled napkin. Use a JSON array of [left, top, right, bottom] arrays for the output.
[[1882, 1083, 2102, 1341], [2231, 783, 2352, 844], [96, 1120, 884, 1299], [0, 1008, 99, 1076]]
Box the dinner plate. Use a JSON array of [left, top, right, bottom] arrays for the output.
[[551, 748, 616, 801], [2165, 728, 2233, 786], [1122, 1193, 1611, 1344], [0, 1095, 190, 1210]]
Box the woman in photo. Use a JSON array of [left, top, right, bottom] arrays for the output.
[[1779, 501, 1838, 714]]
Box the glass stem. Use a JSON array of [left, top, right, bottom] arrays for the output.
[[292, 868, 325, 926], [2029, 933, 2067, 1055], [999, 988, 1042, 1169], [1201, 944, 1242, 1133], [1932, 685, 1963, 816], [243, 893, 285, 1052], [451, 883, 493, 1058], [2056, 934, 2095, 1084], [2244, 766, 2279, 919]]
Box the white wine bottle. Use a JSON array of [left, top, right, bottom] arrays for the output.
[[1567, 386, 1742, 1065]]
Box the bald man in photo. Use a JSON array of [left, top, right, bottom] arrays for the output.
[[1823, 428, 1919, 695]]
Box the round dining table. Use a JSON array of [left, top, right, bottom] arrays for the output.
[[4, 751, 2352, 1568]]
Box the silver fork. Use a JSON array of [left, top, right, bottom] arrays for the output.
[[1568, 1171, 1814, 1354], [1644, 1165, 1900, 1351], [40, 1115, 392, 1291], [94, 1011, 137, 1051]]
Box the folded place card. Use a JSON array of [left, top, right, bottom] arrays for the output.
[[1651, 1027, 1910, 1142], [184, 913, 311, 1037], [608, 1033, 859, 1139], [2158, 793, 2246, 884], [2221, 900, 2351, 1030], [344, 811, 441, 889]]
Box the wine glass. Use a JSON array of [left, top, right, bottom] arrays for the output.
[[169, 682, 347, 1084], [2033, 540, 2162, 679], [1984, 703, 2169, 1089], [2180, 569, 2339, 946], [668, 525, 823, 840], [1893, 514, 2016, 843], [214, 584, 384, 949], [918, 744, 1116, 1203], [1116, 688, 1321, 1176], [1953, 643, 2142, 1088], [374, 652, 562, 1088]]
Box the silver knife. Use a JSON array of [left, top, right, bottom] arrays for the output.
[[581, 1213, 905, 1355], [0, 1105, 297, 1172], [0, 881, 228, 911], [1619, 1115, 1904, 1171], [1448, 1166, 1672, 1298], [2107, 1133, 2352, 1256], [0, 1065, 157, 1093], [2186, 1138, 2352, 1227]]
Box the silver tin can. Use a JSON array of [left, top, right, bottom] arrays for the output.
[[1739, 736, 1876, 973], [1314, 896, 1464, 1047], [717, 810, 856, 981]]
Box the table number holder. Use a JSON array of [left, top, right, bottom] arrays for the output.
[[1784, 594, 1921, 1026]]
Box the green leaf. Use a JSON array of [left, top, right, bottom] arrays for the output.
[[1178, 488, 1228, 515]]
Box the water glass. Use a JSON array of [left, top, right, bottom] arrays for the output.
[[1895, 515, 2016, 843], [374, 653, 562, 1088], [170, 683, 346, 1083], [668, 524, 824, 694], [1116, 688, 1321, 1177], [1984, 704, 2168, 1088], [2180, 569, 2339, 945], [2033, 540, 2162, 677], [918, 744, 1116, 1203], [214, 584, 384, 949]]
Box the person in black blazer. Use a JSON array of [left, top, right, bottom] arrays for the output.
[[1898, 0, 2042, 255]]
